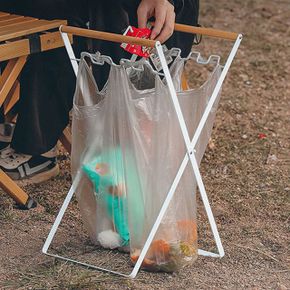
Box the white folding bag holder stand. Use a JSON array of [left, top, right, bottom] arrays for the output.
[[42, 23, 242, 278]]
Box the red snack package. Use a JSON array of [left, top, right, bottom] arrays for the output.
[[121, 26, 152, 58]]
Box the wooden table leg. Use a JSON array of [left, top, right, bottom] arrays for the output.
[[4, 80, 20, 115], [0, 56, 27, 106], [0, 169, 37, 209], [59, 127, 72, 154], [0, 56, 37, 209]]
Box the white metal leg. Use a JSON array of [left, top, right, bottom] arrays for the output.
[[156, 34, 242, 258], [42, 171, 83, 254], [60, 28, 78, 77]]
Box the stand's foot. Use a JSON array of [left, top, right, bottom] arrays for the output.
[[16, 197, 37, 210]]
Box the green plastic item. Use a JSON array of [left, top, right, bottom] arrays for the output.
[[82, 147, 129, 246]]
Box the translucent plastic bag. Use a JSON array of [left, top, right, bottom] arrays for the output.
[[71, 50, 222, 272]]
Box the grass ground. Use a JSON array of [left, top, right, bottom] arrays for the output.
[[0, 0, 289, 289]]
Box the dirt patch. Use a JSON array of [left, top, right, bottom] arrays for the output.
[[1, 0, 290, 289]]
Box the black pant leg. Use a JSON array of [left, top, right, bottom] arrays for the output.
[[11, 49, 76, 155]]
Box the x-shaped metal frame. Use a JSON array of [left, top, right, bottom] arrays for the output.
[[42, 25, 242, 278]]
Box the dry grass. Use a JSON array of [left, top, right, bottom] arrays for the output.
[[1, 0, 290, 289]]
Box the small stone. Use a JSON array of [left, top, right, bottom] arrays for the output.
[[267, 154, 278, 164], [223, 166, 228, 175], [240, 73, 249, 81], [242, 134, 248, 139], [276, 283, 287, 290], [208, 138, 215, 150], [213, 206, 225, 218]]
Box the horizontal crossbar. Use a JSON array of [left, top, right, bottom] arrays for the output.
[[60, 23, 240, 48]]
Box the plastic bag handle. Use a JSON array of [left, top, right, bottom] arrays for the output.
[[60, 24, 239, 48]]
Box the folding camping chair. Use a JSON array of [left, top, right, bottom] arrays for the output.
[[0, 12, 72, 209], [42, 23, 242, 278]]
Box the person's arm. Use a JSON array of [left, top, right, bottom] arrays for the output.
[[137, 0, 176, 43]]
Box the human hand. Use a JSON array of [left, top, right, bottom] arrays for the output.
[[137, 0, 175, 43]]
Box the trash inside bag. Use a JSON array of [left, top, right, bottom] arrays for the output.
[[71, 49, 222, 272], [82, 146, 129, 246], [131, 219, 198, 272]]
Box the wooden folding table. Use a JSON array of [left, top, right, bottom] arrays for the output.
[[0, 12, 71, 209]]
